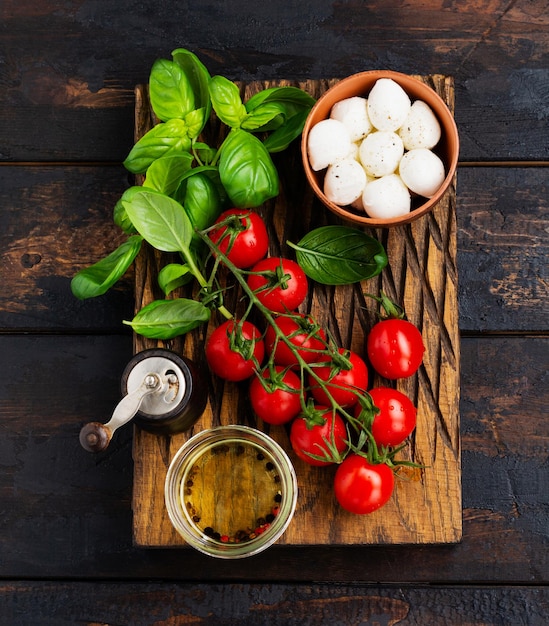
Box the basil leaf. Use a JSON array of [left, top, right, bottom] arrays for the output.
[[185, 108, 207, 139], [114, 187, 141, 234], [142, 153, 194, 195], [209, 75, 247, 129], [149, 58, 195, 122], [122, 189, 193, 253], [263, 109, 310, 153], [288, 226, 388, 285], [123, 119, 192, 174], [182, 172, 222, 232], [124, 298, 211, 339], [158, 263, 193, 295], [245, 86, 316, 111], [173, 165, 228, 208], [114, 186, 169, 234], [171, 48, 212, 130], [240, 102, 286, 131], [71, 235, 143, 299], [219, 129, 279, 208]]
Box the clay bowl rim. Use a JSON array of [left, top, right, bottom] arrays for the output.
[[301, 70, 459, 228]]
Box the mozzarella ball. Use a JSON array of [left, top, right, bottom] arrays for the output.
[[330, 96, 373, 142], [361, 174, 411, 219], [399, 148, 446, 197], [324, 158, 368, 206], [307, 118, 353, 171], [359, 131, 404, 178], [398, 100, 441, 150], [367, 78, 411, 132]]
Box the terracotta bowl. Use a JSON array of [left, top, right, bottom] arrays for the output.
[[301, 70, 459, 228]]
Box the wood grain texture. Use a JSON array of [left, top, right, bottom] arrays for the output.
[[131, 77, 461, 547], [0, 164, 133, 330], [457, 166, 549, 332], [1, 1, 549, 162], [1, 582, 548, 626]]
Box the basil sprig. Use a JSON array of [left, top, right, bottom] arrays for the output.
[[123, 48, 314, 207], [72, 46, 315, 303], [71, 48, 386, 340], [288, 226, 388, 285]]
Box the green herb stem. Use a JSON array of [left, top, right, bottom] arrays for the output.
[[181, 247, 233, 320]]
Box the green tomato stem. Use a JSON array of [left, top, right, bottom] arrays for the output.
[[199, 230, 361, 424], [197, 231, 413, 467]]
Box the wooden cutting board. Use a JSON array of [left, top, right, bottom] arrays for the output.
[[131, 76, 461, 547]]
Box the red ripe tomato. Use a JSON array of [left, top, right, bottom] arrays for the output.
[[249, 366, 302, 425], [205, 320, 264, 382], [208, 208, 269, 269], [264, 313, 327, 368], [289, 407, 348, 466], [365, 387, 417, 447], [334, 455, 394, 514], [309, 348, 369, 408], [367, 318, 425, 379], [247, 257, 308, 313]]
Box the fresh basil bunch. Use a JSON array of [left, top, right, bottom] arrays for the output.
[[71, 47, 316, 304], [123, 50, 315, 210]]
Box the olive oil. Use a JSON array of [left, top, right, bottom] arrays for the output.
[[165, 426, 297, 558], [181, 439, 282, 543]]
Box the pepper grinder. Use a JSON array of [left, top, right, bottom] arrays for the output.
[[79, 348, 207, 452]]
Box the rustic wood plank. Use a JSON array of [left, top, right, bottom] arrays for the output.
[[1, 1, 548, 161], [1, 165, 547, 332], [457, 166, 549, 332], [0, 582, 547, 625], [0, 334, 546, 582], [0, 164, 133, 330], [130, 77, 461, 547]]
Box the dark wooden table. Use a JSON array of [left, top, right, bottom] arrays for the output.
[[1, 2, 547, 624]]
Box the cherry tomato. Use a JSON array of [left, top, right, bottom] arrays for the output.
[[265, 313, 327, 368], [367, 318, 425, 379], [249, 366, 302, 425], [205, 320, 264, 382], [309, 348, 369, 408], [334, 455, 394, 514], [364, 387, 417, 447], [289, 407, 348, 466], [247, 257, 308, 313], [208, 208, 269, 269]]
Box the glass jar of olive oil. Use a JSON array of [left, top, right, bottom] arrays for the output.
[[165, 425, 298, 558]]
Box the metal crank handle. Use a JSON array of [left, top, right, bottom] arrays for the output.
[[79, 373, 162, 453]]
